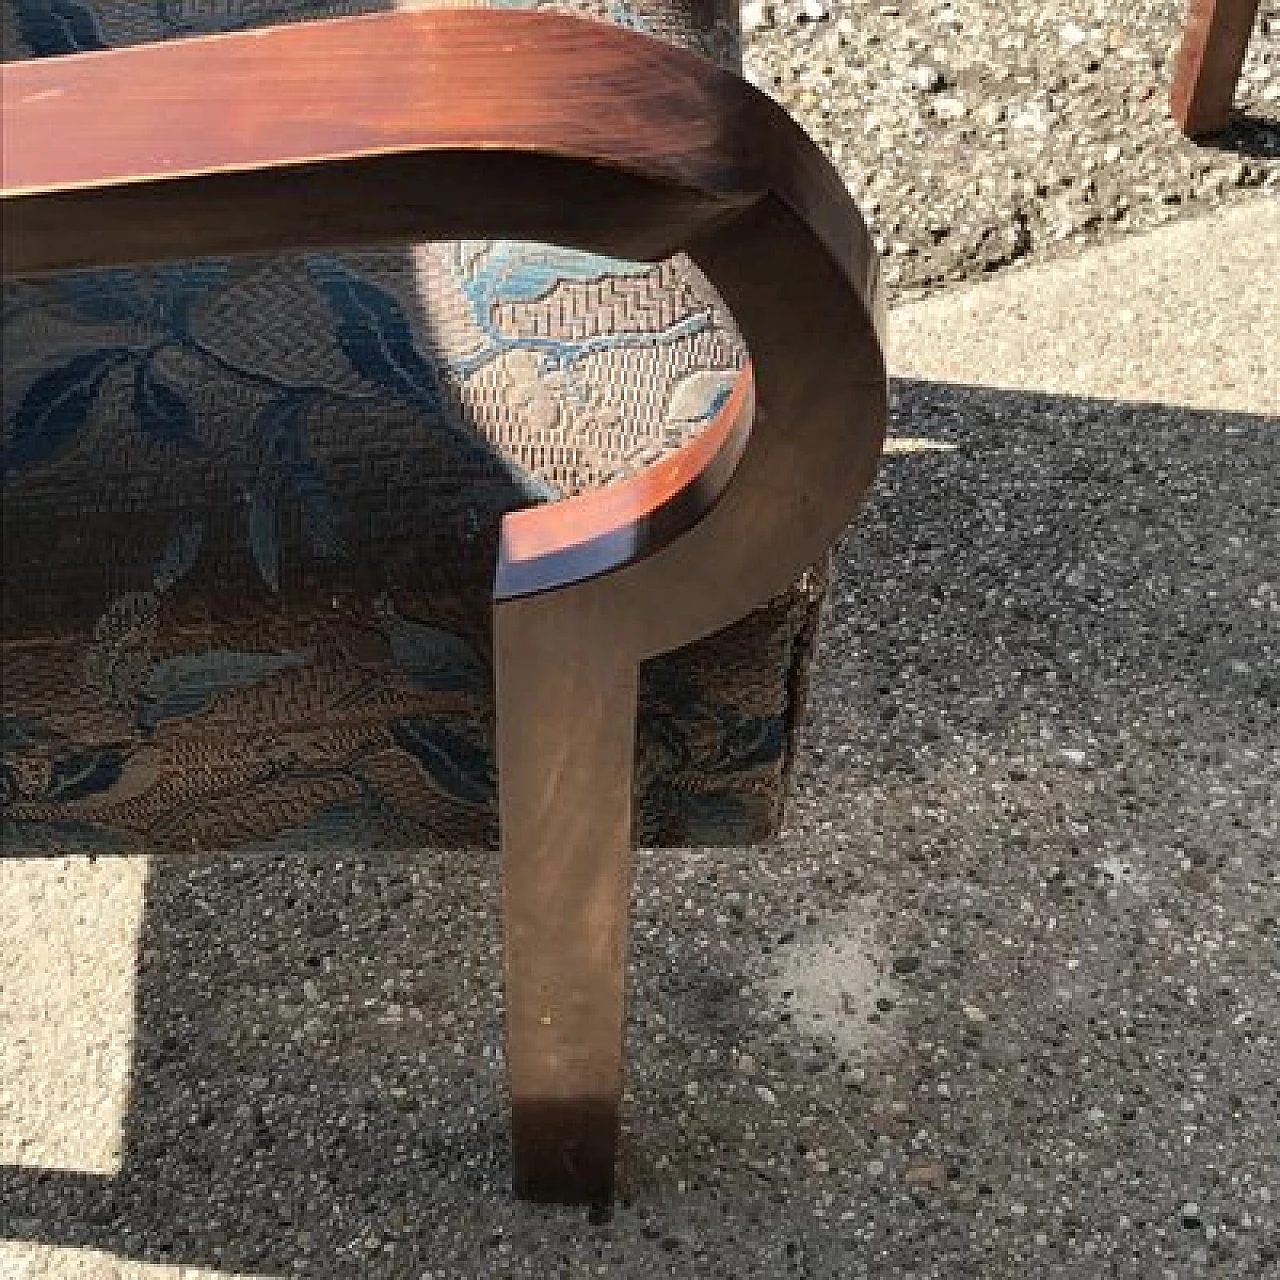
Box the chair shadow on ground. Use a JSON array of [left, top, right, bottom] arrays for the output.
[[1206, 110, 1280, 159], [2, 376, 1277, 1276]]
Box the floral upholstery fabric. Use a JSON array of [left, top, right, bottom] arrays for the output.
[[1, 0, 827, 854]]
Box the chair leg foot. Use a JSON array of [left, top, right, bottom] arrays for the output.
[[511, 1098, 619, 1203], [494, 592, 636, 1204]]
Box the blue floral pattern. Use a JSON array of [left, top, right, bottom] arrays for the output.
[[1, 0, 820, 855]]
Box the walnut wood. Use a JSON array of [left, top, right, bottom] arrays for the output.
[[1, 9, 887, 1203], [495, 600, 638, 1202], [493, 374, 754, 598], [1170, 0, 1261, 136], [1, 10, 753, 272]]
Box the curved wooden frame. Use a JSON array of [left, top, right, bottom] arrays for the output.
[[2, 9, 887, 1203]]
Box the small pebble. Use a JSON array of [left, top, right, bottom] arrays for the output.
[[908, 64, 947, 92]]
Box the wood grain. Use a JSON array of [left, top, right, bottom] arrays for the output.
[[1170, 0, 1261, 135], [2, 10, 753, 271]]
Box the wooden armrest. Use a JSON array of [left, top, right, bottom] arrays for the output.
[[2, 8, 886, 640]]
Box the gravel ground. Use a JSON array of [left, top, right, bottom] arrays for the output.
[[744, 0, 1279, 298], [2, 4, 1278, 1277]]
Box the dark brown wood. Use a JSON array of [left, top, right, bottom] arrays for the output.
[[2, 9, 888, 1203], [495, 601, 637, 1204], [1170, 0, 1261, 136], [0, 9, 756, 273], [511, 1100, 623, 1203]]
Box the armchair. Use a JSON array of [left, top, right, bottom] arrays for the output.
[[1, 0, 886, 1202]]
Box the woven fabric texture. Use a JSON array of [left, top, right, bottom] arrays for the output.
[[1, 0, 828, 854]]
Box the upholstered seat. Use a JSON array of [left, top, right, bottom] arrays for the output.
[[1, 0, 826, 856]]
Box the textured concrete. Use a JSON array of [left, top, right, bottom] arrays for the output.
[[0, 860, 147, 1174], [0, 1243, 264, 1279], [2, 201, 1277, 1277], [890, 201, 1280, 415]]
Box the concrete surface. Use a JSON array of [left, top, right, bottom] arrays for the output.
[[1, 861, 147, 1176], [2, 200, 1277, 1277], [891, 201, 1280, 416]]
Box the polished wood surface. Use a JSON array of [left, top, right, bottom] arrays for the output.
[[1170, 0, 1261, 135], [494, 374, 754, 598], [2, 9, 887, 1203], [2, 9, 753, 271]]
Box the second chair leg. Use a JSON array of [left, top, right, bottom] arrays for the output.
[[495, 591, 637, 1203], [1170, 0, 1261, 136]]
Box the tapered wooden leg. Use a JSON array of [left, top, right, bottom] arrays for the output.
[[1170, 0, 1261, 136], [495, 592, 636, 1203]]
